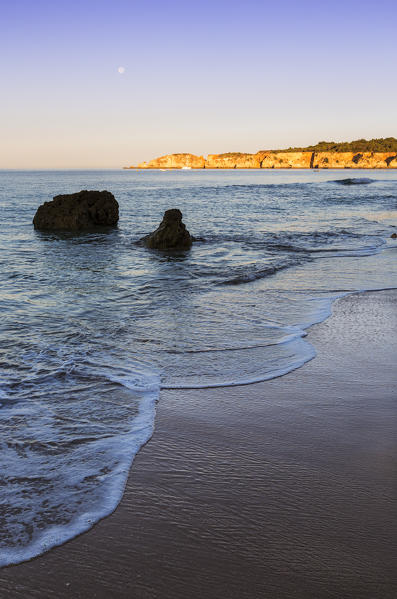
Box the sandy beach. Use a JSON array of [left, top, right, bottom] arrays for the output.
[[1, 289, 396, 599]]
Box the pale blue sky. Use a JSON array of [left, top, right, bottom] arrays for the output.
[[1, 0, 396, 168]]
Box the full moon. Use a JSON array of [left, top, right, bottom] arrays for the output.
[[118, 66, 125, 74]]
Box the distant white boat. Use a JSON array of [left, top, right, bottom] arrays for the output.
[[181, 166, 192, 170]]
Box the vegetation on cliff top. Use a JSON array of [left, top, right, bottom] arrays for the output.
[[211, 153, 253, 158], [179, 139, 397, 159], [267, 138, 397, 153]]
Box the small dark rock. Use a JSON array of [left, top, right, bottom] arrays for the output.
[[33, 190, 119, 231], [140, 209, 192, 250], [391, 233, 397, 239]]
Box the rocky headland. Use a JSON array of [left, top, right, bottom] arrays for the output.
[[126, 150, 397, 170], [125, 138, 397, 170]]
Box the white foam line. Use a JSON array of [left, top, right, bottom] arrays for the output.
[[0, 390, 158, 568], [161, 286, 397, 390], [161, 346, 317, 390]]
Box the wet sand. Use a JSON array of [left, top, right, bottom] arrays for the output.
[[1, 290, 396, 599]]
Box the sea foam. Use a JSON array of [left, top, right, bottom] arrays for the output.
[[1, 167, 396, 566]]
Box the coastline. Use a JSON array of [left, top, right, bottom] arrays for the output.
[[124, 166, 397, 169], [1, 289, 396, 598], [126, 149, 397, 170]]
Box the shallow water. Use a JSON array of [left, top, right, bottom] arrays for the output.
[[0, 168, 396, 566]]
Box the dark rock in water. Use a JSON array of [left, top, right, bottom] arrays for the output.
[[391, 233, 397, 239], [33, 190, 119, 231], [140, 209, 192, 250]]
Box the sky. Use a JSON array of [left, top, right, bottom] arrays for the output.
[[1, 0, 396, 168]]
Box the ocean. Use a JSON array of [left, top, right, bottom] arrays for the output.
[[1, 168, 396, 567]]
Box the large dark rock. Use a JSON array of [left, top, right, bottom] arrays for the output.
[[33, 190, 119, 231], [140, 209, 192, 250]]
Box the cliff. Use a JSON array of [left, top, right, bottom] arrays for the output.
[[258, 152, 313, 169], [126, 150, 397, 169], [311, 151, 397, 169], [205, 153, 262, 169], [125, 137, 397, 169], [136, 153, 206, 169]]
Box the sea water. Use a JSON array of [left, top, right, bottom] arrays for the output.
[[0, 168, 396, 566]]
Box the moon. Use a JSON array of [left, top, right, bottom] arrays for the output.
[[118, 66, 125, 74]]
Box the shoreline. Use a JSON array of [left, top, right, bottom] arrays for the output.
[[1, 290, 396, 598]]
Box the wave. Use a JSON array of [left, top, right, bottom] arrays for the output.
[[160, 328, 318, 389], [261, 230, 385, 255], [220, 258, 302, 285], [165, 330, 304, 354], [161, 348, 316, 389], [211, 232, 385, 286], [0, 389, 157, 569], [331, 178, 375, 185], [154, 182, 313, 195], [0, 350, 160, 568]]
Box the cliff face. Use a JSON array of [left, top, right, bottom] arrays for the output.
[[257, 152, 313, 168], [130, 151, 397, 169], [205, 153, 261, 168], [311, 151, 397, 169], [137, 153, 206, 169]]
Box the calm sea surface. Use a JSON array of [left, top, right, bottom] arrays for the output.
[[1, 169, 396, 565]]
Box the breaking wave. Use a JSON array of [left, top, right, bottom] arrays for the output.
[[331, 178, 375, 185]]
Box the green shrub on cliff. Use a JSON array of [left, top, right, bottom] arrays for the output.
[[264, 138, 397, 153], [215, 153, 252, 158]]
